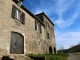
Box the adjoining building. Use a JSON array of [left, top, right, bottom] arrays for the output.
[[0, 0, 56, 57]]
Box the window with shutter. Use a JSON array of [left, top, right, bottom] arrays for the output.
[[15, 9, 21, 21], [40, 25, 42, 33], [35, 21, 37, 30], [35, 21, 42, 33], [47, 32, 50, 39], [11, 5, 25, 25], [15, 10, 18, 19], [35, 21, 39, 31], [46, 21, 49, 28]]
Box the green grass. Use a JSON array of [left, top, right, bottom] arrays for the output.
[[26, 54, 68, 60], [44, 54, 68, 60]]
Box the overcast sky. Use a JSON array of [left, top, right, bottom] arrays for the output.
[[23, 0, 80, 50]]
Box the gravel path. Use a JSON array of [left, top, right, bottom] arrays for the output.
[[67, 53, 80, 60]]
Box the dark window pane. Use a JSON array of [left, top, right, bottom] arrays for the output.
[[40, 25, 42, 33], [47, 32, 50, 39], [22, 12, 25, 25], [35, 20, 37, 30]]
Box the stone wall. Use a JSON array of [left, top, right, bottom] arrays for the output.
[[0, 0, 46, 55], [0, 0, 56, 58], [43, 15, 56, 54]]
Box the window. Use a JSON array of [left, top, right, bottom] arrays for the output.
[[46, 21, 49, 28], [11, 5, 25, 25], [40, 25, 42, 33], [15, 9, 21, 20], [36, 23, 39, 31], [47, 32, 50, 39], [35, 21, 39, 31], [35, 21, 42, 33]]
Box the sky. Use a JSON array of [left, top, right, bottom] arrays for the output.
[[22, 0, 80, 50]]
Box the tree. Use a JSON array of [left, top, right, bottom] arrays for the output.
[[57, 46, 64, 54]]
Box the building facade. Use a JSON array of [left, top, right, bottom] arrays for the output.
[[0, 0, 56, 56]]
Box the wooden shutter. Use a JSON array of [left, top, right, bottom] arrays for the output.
[[47, 32, 50, 39], [35, 20, 37, 30], [40, 25, 42, 33], [20, 12, 22, 23], [22, 12, 25, 25], [46, 21, 47, 26], [11, 5, 16, 19]]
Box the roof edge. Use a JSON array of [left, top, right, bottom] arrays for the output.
[[12, 0, 45, 26], [36, 12, 55, 26]]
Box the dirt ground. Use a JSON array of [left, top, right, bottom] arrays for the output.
[[67, 53, 80, 60]]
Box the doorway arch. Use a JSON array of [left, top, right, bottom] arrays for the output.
[[49, 46, 53, 53], [10, 32, 24, 54], [54, 47, 56, 54]]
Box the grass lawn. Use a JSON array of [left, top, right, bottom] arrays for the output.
[[26, 54, 68, 60]]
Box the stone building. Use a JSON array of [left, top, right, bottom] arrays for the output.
[[0, 0, 56, 58]]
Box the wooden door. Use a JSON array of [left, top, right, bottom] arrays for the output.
[[10, 32, 24, 54]]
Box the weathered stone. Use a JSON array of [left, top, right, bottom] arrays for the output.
[[0, 0, 56, 60]]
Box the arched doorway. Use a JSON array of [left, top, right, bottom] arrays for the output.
[[49, 46, 53, 53], [10, 32, 24, 54], [54, 47, 56, 54]]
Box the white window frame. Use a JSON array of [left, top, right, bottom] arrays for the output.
[[15, 9, 20, 21]]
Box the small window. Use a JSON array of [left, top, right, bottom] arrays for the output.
[[36, 23, 39, 31], [47, 32, 50, 39], [35, 21, 39, 31], [40, 25, 42, 33], [35, 21, 42, 33], [46, 21, 49, 28], [11, 5, 25, 25]]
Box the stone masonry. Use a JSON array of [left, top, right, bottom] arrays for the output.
[[0, 0, 56, 59]]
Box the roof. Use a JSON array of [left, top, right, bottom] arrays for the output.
[[36, 12, 55, 26], [12, 0, 45, 26], [20, 5, 45, 26]]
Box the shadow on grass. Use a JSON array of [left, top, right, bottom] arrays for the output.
[[29, 56, 45, 60]]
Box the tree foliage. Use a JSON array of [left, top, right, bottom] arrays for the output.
[[69, 44, 80, 53], [57, 44, 80, 53]]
